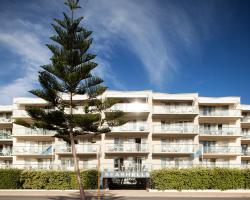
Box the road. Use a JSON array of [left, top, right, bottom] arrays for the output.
[[0, 197, 250, 200]]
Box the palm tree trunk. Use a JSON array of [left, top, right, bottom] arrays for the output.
[[70, 93, 86, 200]]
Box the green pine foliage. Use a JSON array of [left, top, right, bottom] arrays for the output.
[[15, 0, 124, 143]]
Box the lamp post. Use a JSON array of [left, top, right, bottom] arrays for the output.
[[97, 145, 101, 200]]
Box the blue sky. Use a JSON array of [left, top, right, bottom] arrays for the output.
[[0, 0, 250, 105]]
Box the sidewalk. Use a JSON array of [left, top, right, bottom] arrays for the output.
[[1, 190, 250, 197]]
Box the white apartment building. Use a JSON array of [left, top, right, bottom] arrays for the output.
[[0, 90, 250, 179]]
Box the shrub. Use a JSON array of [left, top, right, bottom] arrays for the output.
[[0, 168, 22, 189], [21, 169, 98, 189], [151, 167, 248, 190]]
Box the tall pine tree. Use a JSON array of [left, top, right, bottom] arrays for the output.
[[15, 0, 124, 199]]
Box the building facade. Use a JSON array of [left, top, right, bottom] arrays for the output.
[[1, 90, 250, 178]]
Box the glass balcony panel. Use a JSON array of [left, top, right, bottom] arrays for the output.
[[153, 144, 195, 153], [153, 125, 198, 134], [199, 127, 241, 136], [55, 144, 98, 153], [106, 143, 148, 152], [153, 105, 196, 114], [110, 103, 148, 112], [202, 146, 240, 154]]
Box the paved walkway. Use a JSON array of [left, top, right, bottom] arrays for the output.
[[1, 190, 250, 198]]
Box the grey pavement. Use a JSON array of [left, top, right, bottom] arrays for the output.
[[0, 197, 250, 200], [1, 190, 250, 200]]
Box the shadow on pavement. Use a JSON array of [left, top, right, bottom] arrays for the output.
[[48, 193, 125, 200]]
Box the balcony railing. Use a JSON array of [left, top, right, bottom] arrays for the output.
[[0, 163, 97, 170], [242, 133, 250, 139], [153, 144, 196, 153], [153, 105, 197, 114], [241, 150, 250, 156], [14, 128, 55, 136], [111, 124, 148, 132], [0, 149, 12, 156], [202, 146, 240, 154], [242, 117, 250, 123], [199, 110, 241, 117], [152, 163, 193, 170], [109, 103, 149, 112], [153, 125, 198, 134], [199, 127, 241, 136], [0, 118, 12, 123], [0, 133, 12, 140], [105, 143, 148, 153], [13, 146, 53, 155], [55, 144, 99, 154], [12, 110, 29, 118]]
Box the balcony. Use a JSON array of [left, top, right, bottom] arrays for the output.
[[202, 146, 240, 157], [152, 163, 193, 170], [107, 103, 149, 116], [241, 149, 250, 157], [200, 163, 243, 168], [0, 163, 97, 170], [12, 110, 30, 119], [55, 144, 98, 155], [13, 128, 55, 138], [199, 127, 241, 139], [241, 133, 250, 140], [241, 117, 250, 128], [0, 133, 12, 141], [13, 146, 53, 157], [153, 105, 198, 119], [0, 118, 12, 123], [199, 110, 241, 123], [152, 144, 196, 155], [105, 143, 149, 154], [111, 123, 149, 134], [242, 116, 250, 123], [153, 125, 198, 135], [0, 149, 12, 157]]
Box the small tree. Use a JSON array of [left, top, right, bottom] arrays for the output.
[[15, 0, 123, 199]]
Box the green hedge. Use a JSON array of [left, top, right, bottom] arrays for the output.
[[151, 168, 250, 190], [20, 169, 98, 189], [0, 168, 22, 189], [0, 169, 97, 189]]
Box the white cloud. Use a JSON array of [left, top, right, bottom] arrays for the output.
[[0, 29, 50, 105], [83, 0, 179, 87]]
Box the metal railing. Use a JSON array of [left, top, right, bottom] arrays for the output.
[[0, 118, 12, 123], [202, 146, 241, 154], [153, 144, 196, 153], [153, 125, 198, 134], [153, 105, 197, 114], [241, 149, 250, 156], [54, 144, 99, 153], [152, 163, 194, 170], [0, 133, 12, 140], [111, 124, 148, 132], [105, 143, 149, 153], [242, 116, 250, 122], [13, 128, 55, 136], [199, 127, 241, 136], [110, 103, 149, 112], [13, 146, 53, 155], [0, 163, 97, 170], [199, 109, 241, 117], [242, 133, 250, 139], [0, 149, 12, 156]]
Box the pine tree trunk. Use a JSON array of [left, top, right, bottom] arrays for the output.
[[70, 93, 86, 200]]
